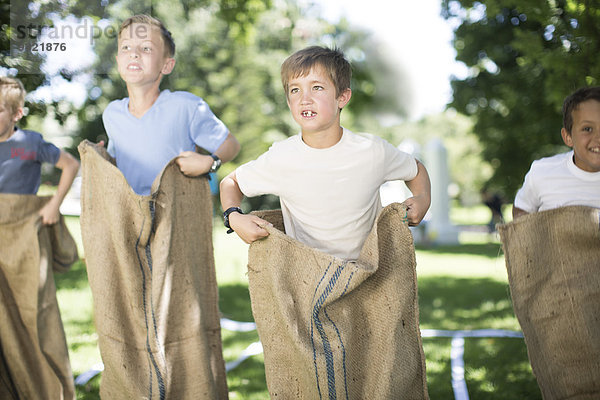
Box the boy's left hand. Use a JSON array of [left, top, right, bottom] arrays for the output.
[[176, 151, 213, 177], [39, 200, 60, 225], [403, 195, 429, 226]]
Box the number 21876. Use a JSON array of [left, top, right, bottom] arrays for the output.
[[32, 42, 67, 51]]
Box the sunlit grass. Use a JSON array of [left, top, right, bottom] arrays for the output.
[[421, 339, 453, 399], [54, 260, 101, 399], [464, 338, 539, 399], [449, 203, 513, 226]]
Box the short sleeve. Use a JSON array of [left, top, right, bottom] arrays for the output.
[[381, 138, 418, 182], [107, 139, 116, 158], [189, 100, 229, 153], [36, 137, 61, 165], [514, 167, 539, 213], [235, 147, 281, 198], [103, 103, 117, 157]]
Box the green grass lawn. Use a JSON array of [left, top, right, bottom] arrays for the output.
[[56, 206, 541, 399]]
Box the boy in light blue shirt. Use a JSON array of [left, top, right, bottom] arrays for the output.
[[102, 14, 239, 195], [84, 14, 236, 398]]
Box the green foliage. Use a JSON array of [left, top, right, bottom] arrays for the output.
[[3, 0, 411, 172], [441, 0, 599, 198], [217, 0, 271, 42], [2, 0, 420, 211], [1, 0, 46, 123], [55, 0, 410, 211]]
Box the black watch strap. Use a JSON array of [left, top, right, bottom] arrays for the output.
[[223, 206, 243, 234], [209, 154, 221, 173]]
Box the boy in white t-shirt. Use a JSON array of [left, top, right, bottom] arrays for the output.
[[220, 46, 431, 260], [513, 86, 600, 219]]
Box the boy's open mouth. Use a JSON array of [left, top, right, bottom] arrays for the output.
[[302, 111, 316, 117], [127, 63, 141, 70]]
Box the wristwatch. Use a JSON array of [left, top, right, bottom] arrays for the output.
[[223, 206, 243, 234], [209, 154, 221, 173]]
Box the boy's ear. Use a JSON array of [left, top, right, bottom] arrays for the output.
[[13, 107, 24, 123], [337, 88, 352, 109], [561, 127, 573, 148], [161, 58, 176, 75]]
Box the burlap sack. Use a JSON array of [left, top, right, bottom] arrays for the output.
[[78, 140, 227, 399], [248, 203, 429, 399], [0, 193, 77, 400], [499, 206, 600, 400]]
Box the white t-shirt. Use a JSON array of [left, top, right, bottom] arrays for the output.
[[514, 151, 600, 213], [236, 128, 418, 260]]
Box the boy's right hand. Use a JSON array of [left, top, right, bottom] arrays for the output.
[[229, 212, 272, 244], [176, 151, 212, 177]]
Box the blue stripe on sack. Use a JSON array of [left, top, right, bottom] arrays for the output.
[[312, 262, 346, 400], [339, 269, 355, 298], [310, 317, 321, 399], [322, 265, 354, 400], [311, 261, 334, 303], [135, 203, 165, 400], [311, 261, 334, 399], [322, 307, 349, 400], [135, 217, 154, 399], [146, 200, 166, 399]]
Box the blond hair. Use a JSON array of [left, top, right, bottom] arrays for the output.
[[0, 77, 25, 114], [118, 14, 175, 57], [281, 46, 351, 98]]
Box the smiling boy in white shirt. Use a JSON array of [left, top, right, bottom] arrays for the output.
[[513, 86, 600, 218]]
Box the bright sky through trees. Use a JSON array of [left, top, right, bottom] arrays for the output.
[[312, 0, 467, 119], [23, 0, 466, 120]]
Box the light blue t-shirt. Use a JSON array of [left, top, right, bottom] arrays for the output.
[[0, 128, 61, 194], [102, 90, 229, 195]]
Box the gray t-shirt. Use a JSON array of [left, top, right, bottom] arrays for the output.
[[0, 128, 61, 194]]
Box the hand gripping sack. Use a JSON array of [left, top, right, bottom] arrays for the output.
[[78, 141, 227, 400], [248, 203, 429, 399]]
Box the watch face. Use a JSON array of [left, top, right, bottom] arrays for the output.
[[210, 158, 221, 172], [210, 155, 221, 172]]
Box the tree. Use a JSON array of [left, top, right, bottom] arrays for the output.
[[2, 0, 413, 204], [73, 0, 410, 167], [1, 0, 51, 125], [442, 0, 600, 198]]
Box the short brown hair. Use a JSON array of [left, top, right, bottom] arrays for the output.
[[281, 46, 351, 98], [0, 77, 25, 114], [562, 86, 600, 133], [118, 14, 175, 57]]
